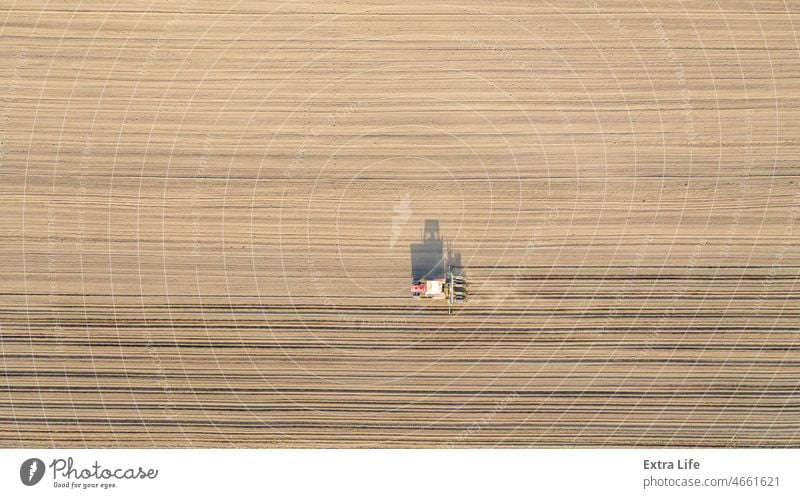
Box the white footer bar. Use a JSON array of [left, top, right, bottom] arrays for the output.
[[1, 449, 797, 497]]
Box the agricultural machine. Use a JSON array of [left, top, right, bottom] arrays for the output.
[[410, 220, 467, 313]]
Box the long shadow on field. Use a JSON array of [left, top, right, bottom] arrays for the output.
[[410, 219, 462, 281]]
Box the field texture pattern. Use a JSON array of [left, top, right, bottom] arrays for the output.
[[1, 1, 799, 447]]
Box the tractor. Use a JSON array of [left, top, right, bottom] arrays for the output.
[[410, 220, 467, 312]]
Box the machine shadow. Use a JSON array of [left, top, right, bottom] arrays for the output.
[[409, 219, 462, 281], [410, 219, 445, 281]]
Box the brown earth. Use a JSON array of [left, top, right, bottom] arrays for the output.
[[1, 1, 799, 447]]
